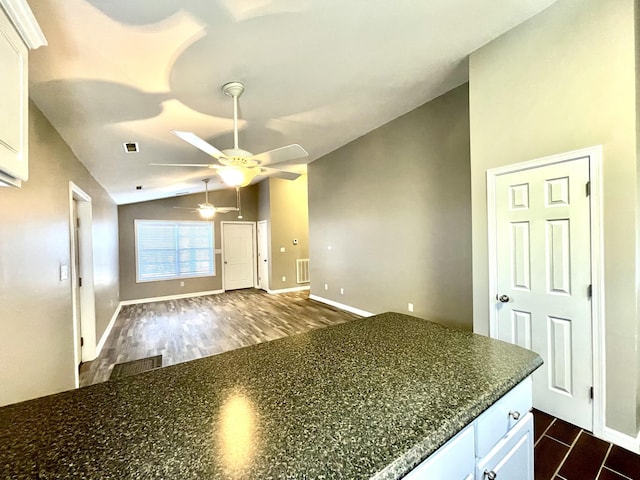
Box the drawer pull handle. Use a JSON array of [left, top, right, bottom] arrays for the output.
[[509, 410, 521, 420], [484, 470, 497, 479]]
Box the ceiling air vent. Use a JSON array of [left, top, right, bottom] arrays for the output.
[[123, 142, 139, 153]]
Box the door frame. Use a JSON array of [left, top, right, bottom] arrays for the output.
[[486, 145, 604, 439], [68, 182, 97, 387], [220, 221, 257, 290], [257, 220, 269, 291]]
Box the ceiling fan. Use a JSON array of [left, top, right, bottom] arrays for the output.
[[153, 81, 309, 187], [175, 178, 242, 219]]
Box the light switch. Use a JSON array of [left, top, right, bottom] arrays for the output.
[[280, 247, 286, 253], [60, 264, 69, 281]]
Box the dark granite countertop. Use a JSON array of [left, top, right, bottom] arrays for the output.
[[0, 312, 542, 479]]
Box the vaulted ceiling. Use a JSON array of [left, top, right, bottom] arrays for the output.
[[27, 0, 558, 204]]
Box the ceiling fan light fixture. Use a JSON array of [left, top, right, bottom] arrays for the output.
[[198, 204, 216, 219], [218, 166, 259, 187]]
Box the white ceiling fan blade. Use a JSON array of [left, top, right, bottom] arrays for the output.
[[150, 163, 222, 169], [171, 130, 228, 160], [215, 207, 239, 213], [265, 169, 301, 181], [252, 144, 308, 167]]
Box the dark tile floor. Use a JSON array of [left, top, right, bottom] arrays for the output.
[[533, 409, 640, 480]]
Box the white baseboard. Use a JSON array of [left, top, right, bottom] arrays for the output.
[[120, 289, 225, 306], [95, 302, 122, 357], [601, 426, 640, 454], [265, 286, 310, 294], [309, 295, 374, 317]]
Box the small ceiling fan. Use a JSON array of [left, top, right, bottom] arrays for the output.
[[175, 178, 242, 219], [152, 81, 309, 187]]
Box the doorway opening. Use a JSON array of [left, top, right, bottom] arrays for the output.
[[257, 220, 269, 291], [68, 182, 97, 387]]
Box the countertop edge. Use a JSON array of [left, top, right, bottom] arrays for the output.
[[371, 356, 543, 480]]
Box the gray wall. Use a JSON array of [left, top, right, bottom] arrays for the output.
[[118, 185, 258, 301], [0, 103, 120, 406], [308, 84, 472, 329], [469, 0, 638, 435]]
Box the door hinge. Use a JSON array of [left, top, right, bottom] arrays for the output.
[[586, 181, 591, 197], [589, 386, 594, 399], [76, 217, 80, 228], [587, 284, 592, 298], [79, 277, 82, 287], [80, 336, 84, 347]]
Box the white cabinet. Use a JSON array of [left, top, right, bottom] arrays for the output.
[[405, 377, 534, 480], [475, 377, 533, 458], [403, 425, 475, 480], [0, 0, 46, 187], [476, 413, 534, 480]]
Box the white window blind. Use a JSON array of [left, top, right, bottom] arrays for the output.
[[135, 220, 215, 282]]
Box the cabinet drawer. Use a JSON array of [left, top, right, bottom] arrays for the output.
[[475, 377, 532, 458], [403, 424, 474, 480], [476, 412, 534, 480]]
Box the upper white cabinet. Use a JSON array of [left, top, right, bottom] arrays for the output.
[[0, 0, 45, 187]]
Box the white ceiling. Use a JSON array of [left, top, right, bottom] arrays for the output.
[[27, 0, 558, 204]]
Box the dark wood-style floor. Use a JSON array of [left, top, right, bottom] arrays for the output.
[[80, 289, 359, 386], [81, 289, 640, 478]]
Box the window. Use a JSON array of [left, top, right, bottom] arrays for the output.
[[135, 220, 215, 282]]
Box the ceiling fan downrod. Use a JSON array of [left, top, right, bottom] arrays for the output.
[[222, 82, 245, 151]]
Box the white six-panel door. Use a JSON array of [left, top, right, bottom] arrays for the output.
[[222, 222, 256, 291], [493, 157, 593, 430]]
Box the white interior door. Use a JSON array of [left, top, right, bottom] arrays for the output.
[[493, 157, 593, 430], [68, 182, 98, 387], [222, 222, 256, 290], [72, 199, 82, 367], [257, 220, 269, 290]]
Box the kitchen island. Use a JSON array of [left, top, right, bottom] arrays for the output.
[[0, 312, 541, 479]]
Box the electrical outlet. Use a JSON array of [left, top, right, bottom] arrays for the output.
[[340, 288, 344, 295], [280, 247, 286, 253], [282, 276, 286, 282], [408, 303, 414, 313], [180, 281, 185, 287]]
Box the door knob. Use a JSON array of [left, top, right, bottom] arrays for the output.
[[497, 294, 510, 303], [263, 259, 267, 262]]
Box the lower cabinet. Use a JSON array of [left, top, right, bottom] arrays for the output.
[[476, 412, 534, 480], [404, 377, 534, 480], [402, 425, 475, 479]]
